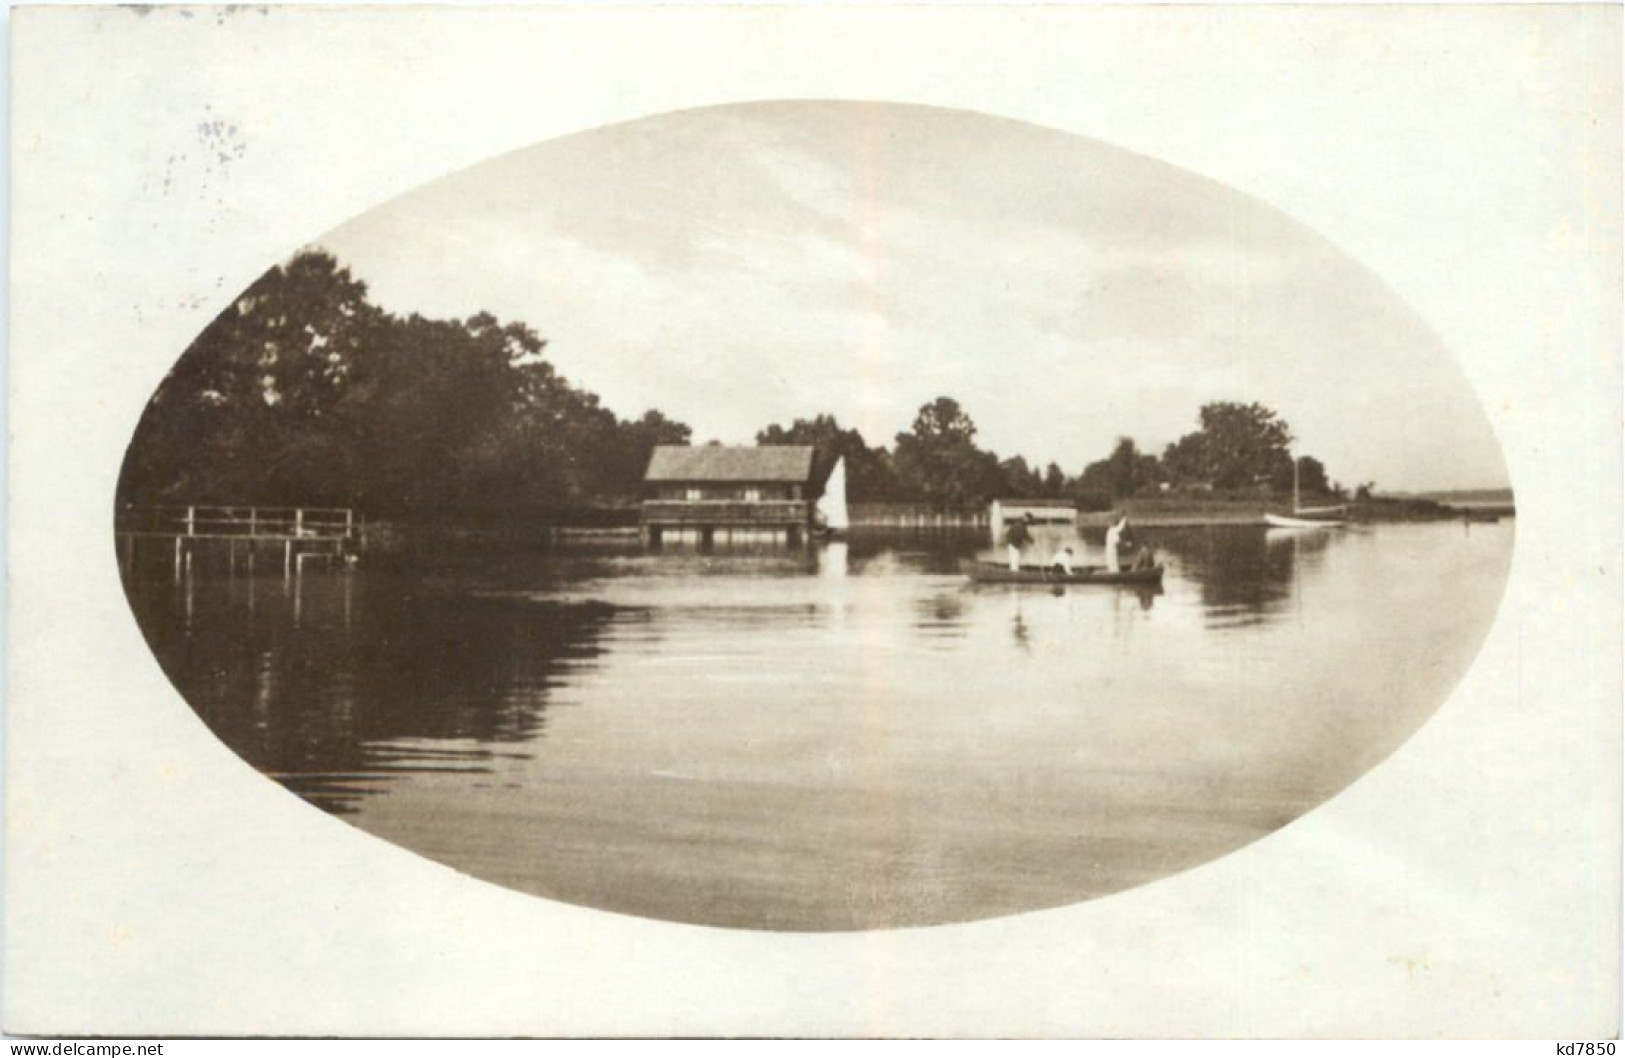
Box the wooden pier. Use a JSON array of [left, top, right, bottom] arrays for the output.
[[115, 505, 364, 579]]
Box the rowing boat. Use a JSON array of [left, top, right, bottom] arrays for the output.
[[959, 559, 1164, 586]]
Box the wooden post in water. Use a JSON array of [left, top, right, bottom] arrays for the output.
[[284, 540, 292, 578], [173, 536, 183, 581]]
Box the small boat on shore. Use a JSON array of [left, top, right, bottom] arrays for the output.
[[1263, 512, 1347, 530], [959, 559, 1164, 586], [1264, 455, 1348, 529]]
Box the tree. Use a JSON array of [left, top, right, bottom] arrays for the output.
[[891, 397, 1003, 505], [1076, 437, 1163, 501], [909, 396, 978, 444], [1198, 401, 1293, 489], [120, 251, 386, 507], [118, 249, 693, 518], [1043, 462, 1066, 497], [998, 455, 1044, 498], [1272, 454, 1331, 496], [756, 414, 896, 501], [1161, 432, 1211, 488], [1159, 401, 1294, 490], [612, 409, 693, 493]]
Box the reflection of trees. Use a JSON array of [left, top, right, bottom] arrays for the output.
[[1150, 527, 1328, 618], [126, 576, 620, 811]]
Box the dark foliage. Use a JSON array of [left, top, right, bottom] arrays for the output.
[[118, 251, 691, 517], [121, 253, 1338, 518]]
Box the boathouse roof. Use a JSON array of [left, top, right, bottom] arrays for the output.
[[645, 445, 816, 484]]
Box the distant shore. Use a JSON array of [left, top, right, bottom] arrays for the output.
[[1079, 493, 1515, 529], [351, 491, 1514, 560]]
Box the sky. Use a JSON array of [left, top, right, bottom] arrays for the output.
[[316, 101, 1509, 491]]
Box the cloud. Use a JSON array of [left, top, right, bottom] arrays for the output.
[[318, 101, 1507, 490]]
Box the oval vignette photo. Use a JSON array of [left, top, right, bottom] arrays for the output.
[[114, 101, 1514, 932]]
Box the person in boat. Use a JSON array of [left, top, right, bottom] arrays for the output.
[[1004, 512, 1035, 571], [1131, 543, 1157, 571], [1049, 546, 1076, 577], [1104, 516, 1128, 573]]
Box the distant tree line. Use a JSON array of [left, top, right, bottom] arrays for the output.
[[121, 251, 1347, 519], [758, 397, 1346, 510]]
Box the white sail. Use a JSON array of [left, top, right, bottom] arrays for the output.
[[817, 457, 850, 530]]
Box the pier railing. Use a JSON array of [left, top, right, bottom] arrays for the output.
[[115, 505, 360, 540], [116, 505, 364, 579]]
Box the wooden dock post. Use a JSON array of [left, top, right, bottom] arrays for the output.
[[114, 504, 361, 584]]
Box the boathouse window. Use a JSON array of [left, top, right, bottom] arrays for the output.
[[685, 488, 702, 501], [743, 488, 761, 502]]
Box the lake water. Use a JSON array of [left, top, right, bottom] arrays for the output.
[[124, 521, 1513, 930]]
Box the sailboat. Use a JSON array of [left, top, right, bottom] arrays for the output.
[[1263, 455, 1348, 529], [812, 456, 850, 539]]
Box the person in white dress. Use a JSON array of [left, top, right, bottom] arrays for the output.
[[1105, 517, 1128, 573]]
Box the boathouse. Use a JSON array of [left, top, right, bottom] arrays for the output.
[[989, 497, 1078, 544], [642, 445, 817, 548]]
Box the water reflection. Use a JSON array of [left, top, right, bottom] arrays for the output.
[[128, 574, 623, 812], [1141, 525, 1334, 625], [121, 522, 1512, 928], [128, 527, 1342, 809]]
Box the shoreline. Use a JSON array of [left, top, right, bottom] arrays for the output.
[[349, 494, 1516, 558]]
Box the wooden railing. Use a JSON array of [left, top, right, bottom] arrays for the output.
[[847, 504, 989, 528], [115, 505, 360, 540], [641, 500, 810, 526]]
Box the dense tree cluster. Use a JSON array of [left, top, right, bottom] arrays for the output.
[[754, 415, 898, 502], [121, 252, 1344, 518], [759, 398, 1342, 509], [118, 252, 690, 517]]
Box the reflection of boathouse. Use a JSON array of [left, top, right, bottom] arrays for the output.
[[642, 445, 816, 548]]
